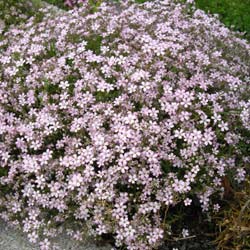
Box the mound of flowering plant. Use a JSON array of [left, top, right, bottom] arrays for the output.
[[0, 0, 250, 249]]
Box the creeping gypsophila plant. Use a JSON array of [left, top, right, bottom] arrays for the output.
[[0, 0, 249, 249]]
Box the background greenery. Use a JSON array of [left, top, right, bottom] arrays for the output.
[[195, 0, 250, 40]]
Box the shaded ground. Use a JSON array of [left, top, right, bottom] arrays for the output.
[[159, 238, 216, 250], [0, 220, 112, 250], [0, 218, 217, 250]]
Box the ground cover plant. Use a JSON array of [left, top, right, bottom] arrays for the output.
[[0, 0, 250, 249]]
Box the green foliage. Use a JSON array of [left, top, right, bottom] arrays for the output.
[[43, 80, 60, 95], [94, 89, 121, 102], [44, 0, 66, 9], [85, 35, 103, 55], [134, 0, 149, 3], [45, 0, 103, 11], [0, 167, 8, 177], [44, 40, 57, 58]]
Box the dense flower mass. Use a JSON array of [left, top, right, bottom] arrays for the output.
[[0, 0, 249, 249]]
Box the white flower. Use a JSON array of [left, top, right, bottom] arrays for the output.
[[182, 228, 189, 238], [59, 80, 69, 89], [184, 198, 192, 206], [213, 204, 220, 212]]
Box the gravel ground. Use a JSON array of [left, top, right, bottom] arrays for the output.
[[0, 220, 112, 250], [0, 219, 217, 250]]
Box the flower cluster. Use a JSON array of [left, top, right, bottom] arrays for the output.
[[0, 0, 249, 249]]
